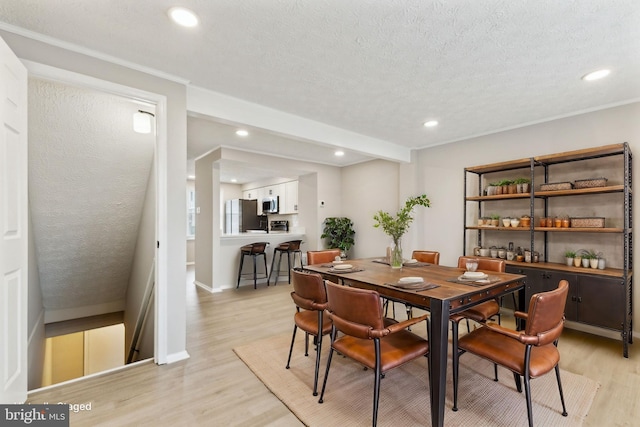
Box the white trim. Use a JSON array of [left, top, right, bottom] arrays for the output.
[[194, 280, 221, 293], [417, 97, 640, 150], [164, 350, 190, 364], [0, 22, 189, 85], [28, 358, 154, 395], [22, 60, 170, 367], [564, 320, 633, 342], [187, 85, 411, 163]]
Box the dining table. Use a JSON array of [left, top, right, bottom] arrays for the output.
[[304, 257, 526, 427]]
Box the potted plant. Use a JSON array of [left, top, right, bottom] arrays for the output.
[[564, 250, 576, 267], [574, 249, 587, 267], [586, 249, 599, 268], [373, 194, 430, 268], [489, 214, 500, 226], [514, 177, 531, 193], [321, 217, 355, 259]]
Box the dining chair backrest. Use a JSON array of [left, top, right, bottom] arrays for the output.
[[291, 269, 327, 310], [524, 280, 569, 345], [411, 250, 440, 264], [325, 280, 385, 336], [307, 249, 342, 265], [457, 256, 505, 272]]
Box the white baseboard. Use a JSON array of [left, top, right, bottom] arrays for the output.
[[194, 280, 222, 293], [162, 350, 190, 364]]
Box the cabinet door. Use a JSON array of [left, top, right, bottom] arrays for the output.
[[242, 190, 252, 200], [540, 271, 578, 321], [284, 181, 298, 213], [576, 275, 625, 330]]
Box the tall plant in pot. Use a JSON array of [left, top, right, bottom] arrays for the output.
[[373, 194, 431, 268], [321, 217, 356, 258]]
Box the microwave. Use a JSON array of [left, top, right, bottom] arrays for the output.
[[262, 196, 279, 214]]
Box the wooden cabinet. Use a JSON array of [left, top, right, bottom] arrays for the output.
[[466, 143, 633, 357]]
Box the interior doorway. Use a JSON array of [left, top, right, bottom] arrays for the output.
[[25, 63, 164, 390]]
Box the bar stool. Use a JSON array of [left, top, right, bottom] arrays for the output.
[[268, 240, 303, 285], [237, 242, 269, 289]]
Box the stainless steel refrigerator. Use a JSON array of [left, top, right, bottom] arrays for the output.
[[224, 199, 260, 233]]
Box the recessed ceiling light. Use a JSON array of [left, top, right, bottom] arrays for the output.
[[168, 7, 199, 27], [423, 120, 438, 128], [582, 69, 610, 81], [187, 175, 195, 180], [230, 178, 238, 183], [235, 129, 249, 137], [335, 150, 345, 157]]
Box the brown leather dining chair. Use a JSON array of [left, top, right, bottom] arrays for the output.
[[453, 280, 569, 427], [306, 249, 342, 265], [411, 250, 440, 264], [318, 281, 430, 427], [286, 269, 332, 396], [451, 256, 505, 406]]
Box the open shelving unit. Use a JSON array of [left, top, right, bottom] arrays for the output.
[[463, 143, 633, 357]]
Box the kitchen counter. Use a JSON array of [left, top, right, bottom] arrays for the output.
[[216, 232, 306, 290], [221, 231, 304, 239]]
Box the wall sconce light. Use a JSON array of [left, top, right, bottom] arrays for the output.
[[133, 110, 155, 134]]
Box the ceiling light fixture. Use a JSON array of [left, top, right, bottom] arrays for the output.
[[168, 7, 199, 27], [230, 178, 238, 183], [335, 150, 345, 157], [582, 69, 610, 81], [235, 130, 249, 137], [423, 120, 438, 128], [133, 110, 155, 134]]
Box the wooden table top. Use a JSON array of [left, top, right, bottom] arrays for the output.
[[304, 258, 525, 313]]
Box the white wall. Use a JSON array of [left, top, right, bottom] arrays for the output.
[[3, 30, 188, 363], [341, 159, 401, 259]]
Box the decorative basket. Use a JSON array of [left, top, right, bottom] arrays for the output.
[[574, 177, 608, 189], [570, 217, 605, 228], [539, 182, 573, 191]]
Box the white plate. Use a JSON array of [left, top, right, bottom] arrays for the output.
[[404, 259, 418, 264], [462, 271, 488, 279], [398, 276, 424, 284], [333, 263, 353, 270]]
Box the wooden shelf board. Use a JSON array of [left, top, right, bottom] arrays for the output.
[[467, 226, 623, 233], [504, 259, 630, 279], [465, 158, 531, 174], [535, 185, 625, 197], [534, 143, 625, 164]]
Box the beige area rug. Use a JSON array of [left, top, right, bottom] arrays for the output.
[[234, 333, 599, 427]]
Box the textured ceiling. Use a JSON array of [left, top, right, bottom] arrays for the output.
[[1, 0, 639, 169], [28, 78, 155, 313]]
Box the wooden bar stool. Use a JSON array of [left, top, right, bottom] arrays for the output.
[[237, 242, 269, 289], [268, 240, 303, 285]]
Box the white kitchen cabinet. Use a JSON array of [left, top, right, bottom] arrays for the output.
[[282, 181, 298, 214]]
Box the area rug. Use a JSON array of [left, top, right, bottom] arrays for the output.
[[234, 333, 599, 427]]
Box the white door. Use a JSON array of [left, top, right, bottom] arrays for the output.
[[0, 36, 28, 404]]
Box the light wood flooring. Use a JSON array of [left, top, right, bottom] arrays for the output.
[[27, 266, 639, 426]]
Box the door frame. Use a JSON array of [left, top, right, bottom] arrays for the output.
[[22, 60, 170, 364]]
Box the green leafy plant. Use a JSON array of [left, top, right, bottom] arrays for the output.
[[514, 177, 531, 184], [564, 250, 576, 258], [373, 195, 431, 244], [490, 214, 501, 220], [321, 217, 355, 253]]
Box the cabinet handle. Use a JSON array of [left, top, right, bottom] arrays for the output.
[[577, 297, 582, 303], [571, 296, 577, 302]]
